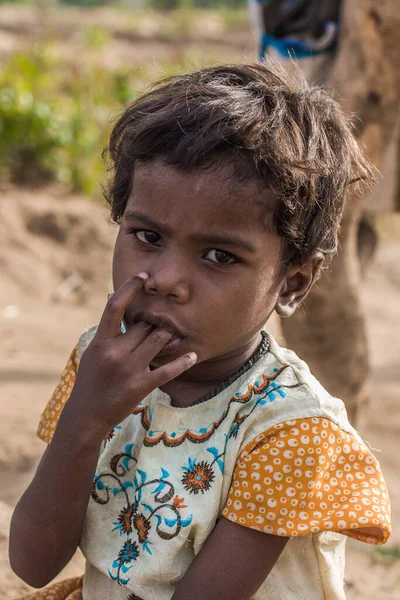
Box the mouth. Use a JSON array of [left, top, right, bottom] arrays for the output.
[[129, 311, 184, 339], [129, 311, 185, 358]]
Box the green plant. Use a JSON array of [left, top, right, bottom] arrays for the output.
[[83, 26, 111, 49], [0, 87, 68, 183], [0, 2, 247, 196], [220, 5, 247, 29], [0, 43, 138, 196]]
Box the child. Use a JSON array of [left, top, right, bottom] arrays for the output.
[[10, 62, 390, 600]]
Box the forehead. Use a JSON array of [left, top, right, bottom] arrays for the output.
[[127, 161, 276, 237]]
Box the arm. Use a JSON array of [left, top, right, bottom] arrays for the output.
[[9, 274, 197, 588], [9, 414, 102, 588], [172, 516, 287, 600]]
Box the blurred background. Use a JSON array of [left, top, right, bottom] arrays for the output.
[[0, 1, 399, 598]]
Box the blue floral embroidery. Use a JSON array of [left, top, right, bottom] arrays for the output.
[[109, 539, 139, 585], [91, 365, 298, 586], [93, 453, 193, 586], [118, 539, 139, 563], [181, 445, 226, 495]]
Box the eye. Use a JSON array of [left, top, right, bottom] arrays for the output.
[[204, 249, 237, 265], [132, 229, 162, 246]]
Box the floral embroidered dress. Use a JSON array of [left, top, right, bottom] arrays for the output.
[[30, 327, 390, 600]]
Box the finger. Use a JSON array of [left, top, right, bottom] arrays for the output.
[[130, 327, 175, 366], [118, 320, 154, 352], [96, 273, 149, 338], [145, 352, 198, 389]]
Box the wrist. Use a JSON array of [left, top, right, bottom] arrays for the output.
[[54, 397, 106, 451]]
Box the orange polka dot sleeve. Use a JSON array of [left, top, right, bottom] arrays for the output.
[[37, 345, 79, 444], [222, 418, 391, 544]]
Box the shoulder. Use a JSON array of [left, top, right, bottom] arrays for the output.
[[232, 334, 356, 451], [223, 337, 391, 544], [223, 413, 391, 544], [267, 334, 340, 407]]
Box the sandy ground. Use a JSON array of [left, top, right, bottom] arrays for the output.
[[0, 4, 399, 599]]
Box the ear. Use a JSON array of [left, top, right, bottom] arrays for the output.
[[275, 251, 324, 318]]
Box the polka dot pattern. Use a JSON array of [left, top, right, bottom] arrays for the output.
[[222, 417, 391, 544], [37, 346, 79, 444], [18, 576, 83, 600]]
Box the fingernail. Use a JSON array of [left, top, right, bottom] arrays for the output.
[[187, 352, 197, 364], [137, 272, 149, 280]]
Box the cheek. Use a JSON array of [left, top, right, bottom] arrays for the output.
[[112, 231, 132, 288], [233, 269, 281, 321], [201, 272, 278, 332], [238, 286, 275, 321]]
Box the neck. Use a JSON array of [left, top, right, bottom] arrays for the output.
[[160, 332, 263, 407]]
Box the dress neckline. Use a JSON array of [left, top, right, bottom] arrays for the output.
[[163, 331, 270, 409]]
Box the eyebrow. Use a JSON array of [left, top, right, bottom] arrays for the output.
[[124, 211, 163, 230], [124, 210, 258, 253], [192, 233, 257, 253]]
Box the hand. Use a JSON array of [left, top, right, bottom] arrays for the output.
[[64, 273, 197, 440]]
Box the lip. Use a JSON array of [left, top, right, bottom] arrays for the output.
[[130, 311, 184, 339]]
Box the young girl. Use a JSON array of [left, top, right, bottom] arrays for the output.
[[10, 62, 390, 600]]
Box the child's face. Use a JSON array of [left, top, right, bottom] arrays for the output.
[[112, 161, 290, 367]]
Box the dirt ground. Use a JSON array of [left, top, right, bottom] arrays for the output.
[[0, 4, 399, 599]]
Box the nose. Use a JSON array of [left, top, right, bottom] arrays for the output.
[[143, 260, 190, 304]]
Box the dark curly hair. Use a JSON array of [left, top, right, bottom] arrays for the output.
[[103, 62, 375, 266]]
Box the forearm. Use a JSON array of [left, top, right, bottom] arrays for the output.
[[171, 518, 287, 600], [9, 400, 102, 588]]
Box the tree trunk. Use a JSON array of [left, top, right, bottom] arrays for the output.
[[281, 0, 400, 425]]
